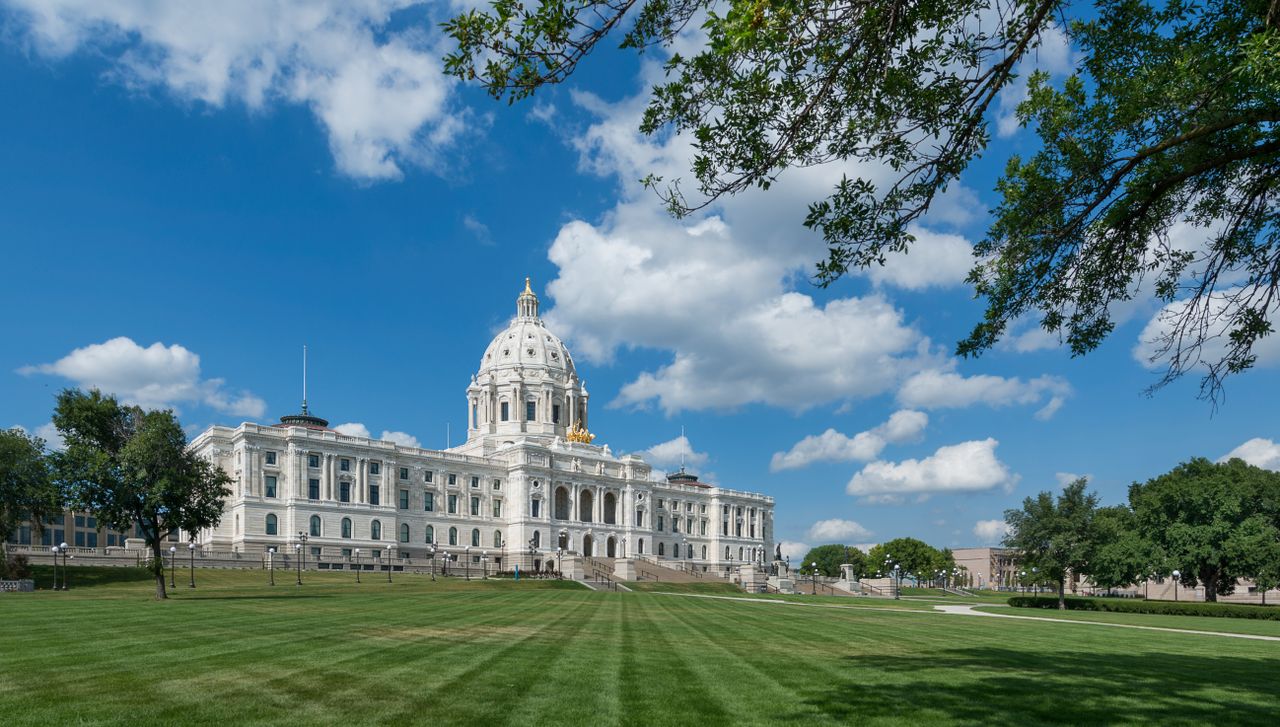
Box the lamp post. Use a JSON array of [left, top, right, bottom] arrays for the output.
[[556, 546, 563, 579], [188, 542, 197, 589], [682, 537, 689, 572], [268, 547, 276, 586], [168, 545, 177, 589], [893, 564, 901, 599], [297, 531, 309, 571], [59, 542, 70, 590], [50, 546, 60, 591], [1019, 570, 1027, 593], [465, 545, 471, 581], [428, 544, 437, 581], [1032, 566, 1039, 595], [481, 550, 489, 580], [295, 543, 303, 586], [1172, 569, 1181, 601], [811, 562, 818, 594], [354, 548, 361, 583], [386, 544, 393, 583]]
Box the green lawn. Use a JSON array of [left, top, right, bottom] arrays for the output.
[[973, 604, 1280, 638], [2, 566, 1278, 726]]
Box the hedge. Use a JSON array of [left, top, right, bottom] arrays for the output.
[[1007, 595, 1280, 620]]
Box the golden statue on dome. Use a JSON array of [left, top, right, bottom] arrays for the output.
[[566, 421, 595, 444]]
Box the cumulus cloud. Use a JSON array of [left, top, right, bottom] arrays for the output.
[[779, 540, 810, 561], [771, 410, 927, 471], [1054, 472, 1091, 488], [806, 518, 873, 543], [335, 422, 421, 447], [1133, 287, 1280, 373], [866, 226, 974, 291], [19, 337, 265, 417], [898, 369, 1071, 419], [973, 519, 1011, 544], [847, 438, 1018, 499], [641, 435, 709, 471], [3, 0, 462, 180], [1219, 438, 1280, 471]]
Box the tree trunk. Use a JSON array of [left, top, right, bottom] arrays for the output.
[[1202, 566, 1217, 602], [1058, 576, 1066, 610], [150, 539, 167, 600]]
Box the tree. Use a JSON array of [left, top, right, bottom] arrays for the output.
[[1231, 514, 1280, 605], [798, 543, 866, 577], [1084, 505, 1150, 594], [1129, 457, 1280, 602], [866, 537, 944, 583], [51, 389, 232, 600], [1004, 479, 1099, 609], [445, 1, 1280, 400], [0, 428, 59, 578]]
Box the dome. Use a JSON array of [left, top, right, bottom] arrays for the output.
[[477, 278, 577, 382]]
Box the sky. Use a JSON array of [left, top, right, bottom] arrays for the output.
[[2, 1, 1278, 559]]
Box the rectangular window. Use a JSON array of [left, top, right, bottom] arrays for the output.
[[370, 462, 381, 475], [687, 517, 694, 533], [700, 504, 706, 514], [399, 467, 409, 480], [531, 500, 541, 518], [265, 451, 277, 465], [448, 494, 458, 514], [723, 522, 729, 536], [471, 476, 480, 489], [342, 548, 352, 557], [470, 497, 480, 516], [87, 532, 98, 548], [492, 479, 501, 491], [424, 493, 434, 512], [526, 401, 536, 421], [75, 531, 85, 546], [340, 482, 351, 503], [501, 402, 509, 421], [657, 516, 664, 532], [493, 500, 502, 517], [106, 534, 117, 547], [399, 490, 409, 510], [265, 476, 277, 498], [448, 474, 457, 486], [87, 516, 97, 528], [686, 503, 693, 512], [311, 546, 321, 557], [673, 518, 679, 533], [370, 485, 380, 506], [340, 459, 351, 472], [308, 479, 320, 500], [75, 515, 85, 527], [425, 470, 433, 483], [308, 454, 320, 468], [552, 404, 560, 424], [701, 520, 707, 535], [636, 509, 643, 527], [657, 499, 664, 510]]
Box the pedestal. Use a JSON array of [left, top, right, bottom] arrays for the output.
[[614, 558, 637, 581]]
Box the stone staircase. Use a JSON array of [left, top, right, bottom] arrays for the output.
[[631, 559, 710, 584]]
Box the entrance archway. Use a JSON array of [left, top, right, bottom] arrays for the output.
[[583, 534, 594, 557], [606, 536, 616, 557]]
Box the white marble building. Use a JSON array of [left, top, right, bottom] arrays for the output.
[[189, 281, 775, 573]]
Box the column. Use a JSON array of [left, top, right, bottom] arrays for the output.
[[295, 448, 306, 499]]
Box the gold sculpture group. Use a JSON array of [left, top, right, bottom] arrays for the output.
[[566, 421, 595, 444]]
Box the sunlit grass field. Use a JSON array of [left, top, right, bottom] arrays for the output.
[[1, 566, 1277, 726]]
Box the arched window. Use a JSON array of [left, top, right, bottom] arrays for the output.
[[400, 523, 410, 543], [725, 546, 731, 560], [638, 538, 645, 554], [701, 545, 707, 560], [449, 527, 458, 545], [579, 489, 593, 522], [471, 528, 480, 547], [603, 492, 617, 524], [554, 487, 570, 520], [493, 530, 502, 548], [371, 520, 382, 540], [425, 525, 434, 544], [739, 546, 744, 561], [265, 513, 277, 535], [532, 530, 541, 548], [310, 515, 321, 537], [658, 542, 665, 556], [341, 518, 352, 539]]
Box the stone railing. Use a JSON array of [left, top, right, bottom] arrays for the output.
[[1, 579, 35, 592]]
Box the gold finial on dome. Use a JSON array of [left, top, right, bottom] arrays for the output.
[[566, 421, 595, 444], [524, 276, 533, 294], [517, 276, 540, 318]]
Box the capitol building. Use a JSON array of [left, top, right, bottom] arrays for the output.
[[189, 281, 775, 573]]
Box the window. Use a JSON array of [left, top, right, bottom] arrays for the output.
[[492, 479, 501, 491], [531, 499, 541, 518], [723, 521, 729, 536], [308, 479, 320, 500], [340, 458, 351, 472], [700, 520, 707, 536], [342, 548, 352, 557], [532, 530, 541, 548], [448, 474, 457, 486], [75, 531, 85, 547], [493, 530, 503, 548], [425, 470, 433, 483], [399, 467, 409, 480], [265, 451, 277, 465], [471, 476, 480, 489], [370, 462, 381, 475], [310, 515, 321, 537], [702, 545, 707, 560], [687, 502, 693, 512], [341, 518, 352, 539], [687, 518, 693, 533], [339, 482, 351, 503], [400, 523, 410, 543], [371, 520, 382, 540], [424, 493, 434, 512], [425, 525, 434, 544], [448, 494, 458, 514], [500, 402, 509, 421], [471, 528, 480, 547], [658, 542, 665, 556], [449, 527, 458, 545], [266, 514, 278, 535], [657, 516, 664, 532], [75, 515, 85, 527], [492, 500, 502, 518], [265, 476, 277, 498], [399, 490, 410, 510], [657, 499, 665, 509], [673, 518, 679, 533], [311, 546, 321, 558], [635, 509, 644, 527], [308, 454, 320, 468], [552, 404, 561, 424], [470, 496, 480, 516], [526, 401, 536, 421], [370, 485, 380, 506], [700, 504, 706, 514], [639, 538, 645, 554]]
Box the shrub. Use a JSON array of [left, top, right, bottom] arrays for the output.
[[4, 554, 32, 580], [1007, 595, 1280, 620]]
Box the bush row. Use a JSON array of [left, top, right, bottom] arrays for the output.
[[1007, 595, 1280, 620]]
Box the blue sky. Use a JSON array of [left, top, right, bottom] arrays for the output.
[[2, 2, 1277, 557]]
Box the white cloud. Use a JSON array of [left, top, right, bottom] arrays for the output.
[[641, 435, 709, 471], [995, 22, 1073, 137], [35, 423, 66, 451], [806, 518, 873, 543], [771, 409, 927, 471], [847, 438, 1018, 499], [1219, 438, 1280, 471], [1054, 472, 1091, 488], [3, 1, 462, 180], [898, 369, 1071, 418], [973, 519, 1011, 544], [1133, 287, 1280, 372], [866, 225, 974, 291], [779, 540, 810, 561], [19, 337, 265, 418], [335, 422, 420, 448]]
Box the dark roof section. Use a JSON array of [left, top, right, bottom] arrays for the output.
[[666, 469, 709, 488], [277, 401, 331, 431]]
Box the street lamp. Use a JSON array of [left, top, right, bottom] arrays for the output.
[[188, 542, 197, 589], [59, 542, 70, 590], [297, 532, 309, 572], [386, 544, 393, 583], [481, 550, 489, 580], [295, 543, 303, 586], [1020, 570, 1027, 593], [428, 544, 437, 581], [893, 563, 901, 599], [682, 537, 689, 572], [50, 546, 60, 591], [465, 545, 471, 582], [1032, 566, 1039, 595], [811, 562, 818, 594], [556, 546, 563, 579], [168, 545, 177, 589], [1172, 569, 1181, 601], [268, 547, 276, 586], [354, 548, 361, 584]]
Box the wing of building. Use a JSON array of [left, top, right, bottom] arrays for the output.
[[188, 280, 775, 572]]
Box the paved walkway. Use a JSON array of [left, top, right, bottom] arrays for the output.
[[651, 592, 1280, 642]]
